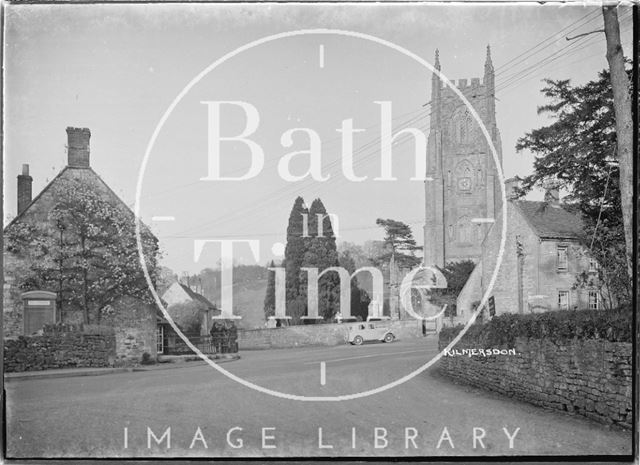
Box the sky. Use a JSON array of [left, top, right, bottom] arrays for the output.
[[4, 3, 634, 274]]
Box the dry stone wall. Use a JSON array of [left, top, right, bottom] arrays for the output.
[[4, 323, 116, 372], [438, 334, 632, 429]]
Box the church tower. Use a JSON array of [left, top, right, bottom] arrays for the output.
[[423, 47, 503, 268]]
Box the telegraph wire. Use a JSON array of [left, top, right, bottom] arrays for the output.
[[150, 10, 627, 240]]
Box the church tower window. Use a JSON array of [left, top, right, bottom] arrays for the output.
[[456, 216, 472, 243]]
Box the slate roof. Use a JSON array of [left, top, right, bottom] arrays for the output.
[[5, 166, 154, 238], [513, 200, 585, 240], [179, 284, 219, 313]]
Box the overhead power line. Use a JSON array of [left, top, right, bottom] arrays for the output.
[[146, 10, 621, 240]]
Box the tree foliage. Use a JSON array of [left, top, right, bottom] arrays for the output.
[[515, 68, 631, 305], [303, 199, 341, 320], [338, 249, 371, 321], [277, 196, 344, 322], [167, 300, 207, 335], [283, 196, 308, 322], [430, 260, 476, 317], [5, 178, 160, 324], [375, 218, 421, 268], [263, 260, 276, 319]]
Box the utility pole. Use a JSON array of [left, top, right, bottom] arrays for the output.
[[602, 5, 633, 278]]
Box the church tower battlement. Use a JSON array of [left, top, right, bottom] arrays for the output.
[[424, 46, 503, 268]]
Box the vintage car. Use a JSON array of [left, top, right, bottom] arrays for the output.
[[347, 322, 395, 345]]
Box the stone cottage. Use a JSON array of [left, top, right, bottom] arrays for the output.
[[162, 281, 220, 336], [456, 180, 603, 323], [3, 127, 159, 363]]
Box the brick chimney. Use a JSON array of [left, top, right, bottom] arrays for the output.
[[544, 186, 560, 207], [504, 177, 521, 200], [17, 164, 33, 215], [66, 127, 91, 168]]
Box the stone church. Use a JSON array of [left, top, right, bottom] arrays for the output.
[[423, 46, 502, 268]]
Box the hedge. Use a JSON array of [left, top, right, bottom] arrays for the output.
[[439, 305, 632, 347]]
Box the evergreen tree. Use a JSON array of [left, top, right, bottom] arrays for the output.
[[263, 260, 276, 319], [303, 199, 341, 320], [338, 249, 371, 321], [430, 260, 476, 317], [283, 196, 309, 323], [515, 68, 632, 305], [375, 218, 422, 268]]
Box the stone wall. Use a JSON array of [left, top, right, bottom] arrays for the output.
[[438, 334, 632, 429], [4, 323, 116, 372], [102, 296, 158, 363], [238, 319, 424, 350]]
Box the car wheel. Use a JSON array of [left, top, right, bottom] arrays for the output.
[[384, 333, 395, 343], [353, 335, 364, 345]]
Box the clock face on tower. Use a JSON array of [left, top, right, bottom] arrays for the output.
[[134, 29, 504, 402], [458, 176, 472, 192]]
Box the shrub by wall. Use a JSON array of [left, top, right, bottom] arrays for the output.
[[4, 323, 116, 372], [439, 306, 632, 345], [438, 308, 632, 429]]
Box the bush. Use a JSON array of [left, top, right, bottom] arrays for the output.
[[140, 352, 155, 365], [440, 305, 632, 346]]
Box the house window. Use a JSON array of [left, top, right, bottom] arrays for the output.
[[588, 258, 599, 273], [588, 291, 599, 310], [557, 246, 568, 272], [558, 291, 569, 310], [156, 326, 164, 355]]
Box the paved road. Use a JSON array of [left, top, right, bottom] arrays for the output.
[[4, 337, 631, 458]]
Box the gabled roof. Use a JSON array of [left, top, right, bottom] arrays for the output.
[[513, 200, 585, 240], [179, 284, 218, 311], [4, 166, 154, 238]]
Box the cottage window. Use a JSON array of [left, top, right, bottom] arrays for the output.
[[557, 246, 568, 272], [156, 326, 164, 355], [588, 258, 599, 273], [588, 291, 599, 310], [558, 291, 569, 310]]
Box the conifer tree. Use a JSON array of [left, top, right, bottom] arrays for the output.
[[283, 197, 309, 323], [263, 260, 276, 319], [375, 218, 422, 268], [338, 249, 371, 321], [303, 199, 341, 320]]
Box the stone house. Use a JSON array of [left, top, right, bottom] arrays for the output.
[[456, 181, 603, 324], [161, 281, 220, 336], [3, 127, 159, 363]]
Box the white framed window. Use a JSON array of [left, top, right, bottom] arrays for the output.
[[557, 246, 568, 272], [588, 258, 599, 273], [588, 291, 599, 310], [558, 291, 569, 310], [156, 326, 164, 355]]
